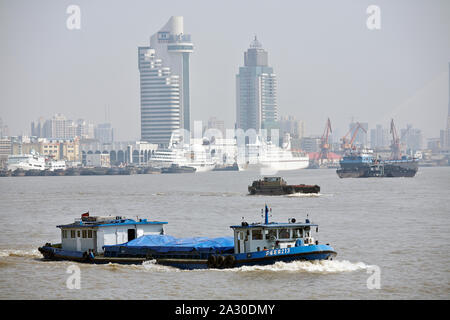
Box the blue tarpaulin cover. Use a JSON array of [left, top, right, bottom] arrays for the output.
[[105, 234, 234, 253]]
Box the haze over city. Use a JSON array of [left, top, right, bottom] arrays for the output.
[[1, 0, 449, 141]]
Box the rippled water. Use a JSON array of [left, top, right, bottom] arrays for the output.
[[0, 167, 449, 299]]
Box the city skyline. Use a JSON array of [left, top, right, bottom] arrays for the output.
[[1, 0, 449, 141]]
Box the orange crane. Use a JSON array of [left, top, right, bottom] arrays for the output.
[[341, 122, 367, 153], [317, 118, 332, 164]]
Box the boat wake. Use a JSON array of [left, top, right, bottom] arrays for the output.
[[226, 260, 370, 274], [136, 259, 370, 274], [0, 249, 41, 258], [285, 193, 321, 198]]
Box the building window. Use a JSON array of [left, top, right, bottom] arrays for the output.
[[82, 230, 87, 238]]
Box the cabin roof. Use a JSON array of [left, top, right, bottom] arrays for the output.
[[230, 222, 318, 229], [57, 218, 168, 229]]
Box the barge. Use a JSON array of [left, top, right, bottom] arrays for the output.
[[248, 177, 320, 195], [38, 207, 336, 269], [336, 149, 418, 178]]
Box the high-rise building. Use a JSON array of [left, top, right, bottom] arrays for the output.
[[76, 119, 94, 140], [279, 115, 304, 139], [0, 117, 9, 137], [401, 125, 423, 152], [236, 36, 278, 132], [370, 124, 389, 149], [205, 117, 225, 136], [138, 16, 194, 146], [94, 123, 114, 144]]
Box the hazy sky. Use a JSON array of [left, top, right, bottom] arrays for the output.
[[1, 0, 449, 141]]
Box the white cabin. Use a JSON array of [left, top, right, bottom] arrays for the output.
[[57, 213, 167, 254]]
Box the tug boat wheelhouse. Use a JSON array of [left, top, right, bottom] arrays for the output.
[[39, 207, 336, 269]]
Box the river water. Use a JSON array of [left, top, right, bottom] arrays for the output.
[[0, 167, 449, 299]]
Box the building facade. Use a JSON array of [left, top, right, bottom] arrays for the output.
[[138, 16, 194, 146], [236, 37, 278, 132]]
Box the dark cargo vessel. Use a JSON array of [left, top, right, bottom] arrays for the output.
[[336, 150, 418, 178], [248, 177, 320, 195]]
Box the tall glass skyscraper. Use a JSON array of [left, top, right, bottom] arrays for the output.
[[138, 16, 193, 146], [236, 37, 278, 132]]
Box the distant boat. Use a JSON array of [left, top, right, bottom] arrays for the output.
[[7, 154, 46, 171], [161, 164, 196, 174]]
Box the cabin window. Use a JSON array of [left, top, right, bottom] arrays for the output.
[[293, 228, 303, 238], [279, 229, 290, 239], [93, 231, 97, 238], [77, 230, 81, 238], [267, 229, 277, 241], [88, 230, 93, 238], [252, 229, 263, 240], [71, 230, 75, 238], [82, 230, 87, 238], [62, 230, 67, 239]]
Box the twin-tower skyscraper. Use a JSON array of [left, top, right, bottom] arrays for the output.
[[139, 17, 278, 146]]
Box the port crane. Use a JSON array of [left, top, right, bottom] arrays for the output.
[[390, 118, 402, 160], [341, 122, 367, 153], [317, 118, 332, 164]]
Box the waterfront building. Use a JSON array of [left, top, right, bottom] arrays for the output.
[[236, 36, 278, 132], [0, 138, 11, 168], [300, 136, 321, 153], [86, 153, 110, 168], [80, 141, 157, 166], [138, 16, 194, 146]]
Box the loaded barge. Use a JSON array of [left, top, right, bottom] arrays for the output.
[[248, 177, 320, 195], [39, 207, 336, 269]]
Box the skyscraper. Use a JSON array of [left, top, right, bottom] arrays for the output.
[[236, 37, 278, 132], [138, 16, 194, 146]]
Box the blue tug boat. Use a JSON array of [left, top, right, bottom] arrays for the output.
[[38, 206, 336, 269]]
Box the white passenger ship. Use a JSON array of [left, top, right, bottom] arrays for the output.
[[240, 134, 309, 173], [149, 144, 215, 172], [7, 154, 46, 171]]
